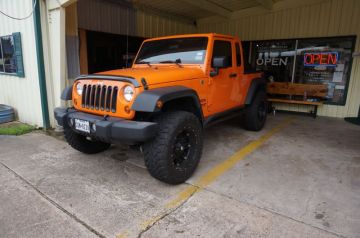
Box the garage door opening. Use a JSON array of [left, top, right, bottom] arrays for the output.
[[80, 30, 145, 74]]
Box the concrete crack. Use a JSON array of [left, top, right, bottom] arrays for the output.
[[0, 161, 107, 238], [301, 188, 315, 219], [137, 184, 199, 238]]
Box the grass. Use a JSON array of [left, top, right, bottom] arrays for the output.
[[0, 122, 35, 136]]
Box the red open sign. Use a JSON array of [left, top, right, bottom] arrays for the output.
[[304, 52, 338, 67]]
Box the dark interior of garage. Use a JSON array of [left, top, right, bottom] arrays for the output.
[[86, 30, 144, 73]]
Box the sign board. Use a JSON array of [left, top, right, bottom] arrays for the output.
[[304, 52, 338, 67]]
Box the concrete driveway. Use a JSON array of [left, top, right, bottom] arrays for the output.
[[0, 114, 359, 238]]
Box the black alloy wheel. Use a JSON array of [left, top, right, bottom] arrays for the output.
[[143, 111, 203, 184], [172, 128, 196, 169]]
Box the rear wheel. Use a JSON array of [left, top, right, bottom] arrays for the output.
[[63, 126, 111, 154], [244, 91, 267, 131], [143, 111, 203, 184]]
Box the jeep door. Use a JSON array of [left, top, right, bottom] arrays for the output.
[[233, 41, 246, 104], [208, 39, 240, 114]]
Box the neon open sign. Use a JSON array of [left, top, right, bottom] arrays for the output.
[[304, 52, 338, 67]]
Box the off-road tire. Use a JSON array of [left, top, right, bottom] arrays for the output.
[[63, 126, 111, 154], [143, 111, 203, 184], [244, 90, 267, 131]]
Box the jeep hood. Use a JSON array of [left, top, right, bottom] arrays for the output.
[[98, 67, 205, 87]]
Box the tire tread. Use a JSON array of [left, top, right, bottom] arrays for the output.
[[143, 111, 202, 184], [64, 126, 110, 154]]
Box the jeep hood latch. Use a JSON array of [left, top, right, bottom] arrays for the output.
[[141, 78, 149, 90]]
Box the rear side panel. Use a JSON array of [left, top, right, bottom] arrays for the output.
[[244, 76, 267, 105]]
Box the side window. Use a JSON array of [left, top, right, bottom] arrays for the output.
[[236, 43, 241, 66], [212, 40, 232, 68], [0, 32, 24, 77]]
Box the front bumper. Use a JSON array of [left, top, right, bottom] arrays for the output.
[[54, 107, 158, 143]]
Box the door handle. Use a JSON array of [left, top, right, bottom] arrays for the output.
[[229, 73, 237, 78]]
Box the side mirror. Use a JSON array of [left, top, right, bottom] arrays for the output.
[[210, 56, 229, 77]]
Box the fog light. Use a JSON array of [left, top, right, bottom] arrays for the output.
[[69, 118, 74, 126], [92, 123, 96, 132]]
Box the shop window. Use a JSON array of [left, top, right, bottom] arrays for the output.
[[246, 36, 356, 105], [0, 32, 24, 77], [249, 40, 296, 82], [294, 36, 355, 105]]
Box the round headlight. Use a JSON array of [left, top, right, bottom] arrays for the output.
[[123, 86, 134, 102], [76, 83, 83, 95]]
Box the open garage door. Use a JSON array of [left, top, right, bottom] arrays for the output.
[[84, 30, 144, 73]]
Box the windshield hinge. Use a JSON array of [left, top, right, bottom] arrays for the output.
[[141, 78, 149, 90]]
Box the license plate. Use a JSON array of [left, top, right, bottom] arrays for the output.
[[74, 119, 90, 133]]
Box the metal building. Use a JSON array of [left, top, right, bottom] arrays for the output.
[[0, 0, 359, 127]]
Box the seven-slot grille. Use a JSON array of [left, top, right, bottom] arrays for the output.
[[81, 84, 119, 112]]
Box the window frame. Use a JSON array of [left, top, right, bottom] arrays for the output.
[[0, 32, 24, 77], [134, 37, 209, 65], [235, 42, 242, 67], [212, 39, 233, 68]]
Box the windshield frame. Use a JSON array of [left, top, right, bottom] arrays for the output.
[[133, 36, 210, 66]]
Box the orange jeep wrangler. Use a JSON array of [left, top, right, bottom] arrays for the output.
[[54, 33, 267, 184]]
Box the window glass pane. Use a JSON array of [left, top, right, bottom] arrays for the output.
[[212, 40, 232, 67], [250, 40, 296, 82], [135, 37, 208, 64], [242, 41, 256, 72], [1, 35, 17, 73], [294, 36, 355, 105], [236, 43, 241, 66], [0, 40, 4, 72]]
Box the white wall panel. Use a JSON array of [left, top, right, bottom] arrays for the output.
[[0, 0, 43, 126]]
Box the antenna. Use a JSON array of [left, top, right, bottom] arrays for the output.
[[125, 7, 129, 68]]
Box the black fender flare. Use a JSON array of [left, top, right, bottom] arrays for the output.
[[61, 85, 73, 100], [245, 77, 267, 105], [131, 86, 203, 116]]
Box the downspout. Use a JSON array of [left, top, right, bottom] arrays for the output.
[[33, 0, 50, 129]]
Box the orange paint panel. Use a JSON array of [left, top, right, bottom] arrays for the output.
[[72, 79, 140, 119]]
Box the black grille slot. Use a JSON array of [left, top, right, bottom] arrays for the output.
[[100, 85, 106, 110], [85, 84, 91, 108], [90, 85, 96, 109], [95, 85, 101, 109], [81, 84, 87, 107], [81, 83, 117, 113], [111, 86, 118, 112], [105, 86, 112, 112]]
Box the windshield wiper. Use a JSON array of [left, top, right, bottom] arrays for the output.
[[159, 59, 183, 68]]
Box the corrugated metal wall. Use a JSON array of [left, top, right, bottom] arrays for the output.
[[0, 0, 43, 126], [76, 0, 196, 38], [136, 10, 196, 38], [77, 0, 137, 36], [66, 3, 80, 79], [198, 0, 360, 118]]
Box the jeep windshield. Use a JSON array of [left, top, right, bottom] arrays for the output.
[[135, 37, 208, 65]]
